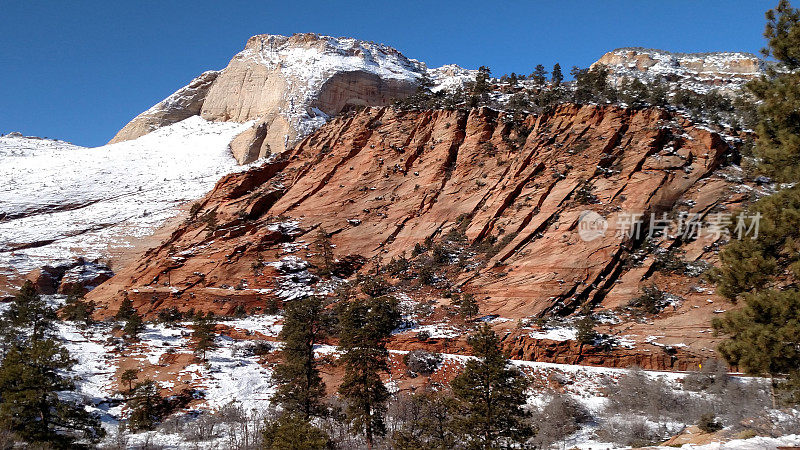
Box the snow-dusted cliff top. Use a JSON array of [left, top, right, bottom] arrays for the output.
[[594, 47, 767, 93]]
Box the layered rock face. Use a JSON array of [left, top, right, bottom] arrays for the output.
[[111, 33, 423, 162], [89, 104, 745, 366], [594, 47, 766, 93]]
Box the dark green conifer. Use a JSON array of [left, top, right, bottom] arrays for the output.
[[337, 296, 400, 448], [450, 324, 533, 448], [273, 296, 329, 419]]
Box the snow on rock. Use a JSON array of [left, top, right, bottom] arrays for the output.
[[0, 117, 254, 275], [428, 64, 477, 92], [56, 321, 119, 423], [223, 314, 283, 338], [188, 334, 275, 413], [528, 326, 577, 341], [594, 47, 767, 94], [113, 33, 480, 163]]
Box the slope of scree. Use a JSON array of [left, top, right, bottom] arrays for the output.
[[89, 104, 746, 369]]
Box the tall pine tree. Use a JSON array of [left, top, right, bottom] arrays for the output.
[[713, 1, 800, 403], [551, 63, 564, 86], [531, 64, 548, 85], [193, 313, 217, 361], [337, 295, 400, 448], [450, 324, 533, 448], [273, 295, 329, 419]]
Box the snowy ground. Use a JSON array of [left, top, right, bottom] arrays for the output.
[[0, 117, 254, 276], [44, 309, 797, 449]]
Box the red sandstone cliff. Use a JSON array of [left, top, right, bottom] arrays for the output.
[[89, 104, 747, 369]]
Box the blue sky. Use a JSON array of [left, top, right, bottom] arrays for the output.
[[1, 0, 778, 147]]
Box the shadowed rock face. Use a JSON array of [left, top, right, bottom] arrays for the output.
[[89, 104, 745, 368], [313, 70, 417, 116]]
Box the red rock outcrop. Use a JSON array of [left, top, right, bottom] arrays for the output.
[[89, 104, 745, 369]]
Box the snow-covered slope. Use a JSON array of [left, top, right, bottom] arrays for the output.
[[0, 117, 253, 275]]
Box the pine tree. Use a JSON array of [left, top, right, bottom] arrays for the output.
[[457, 293, 479, 320], [551, 63, 564, 86], [126, 380, 167, 431], [473, 66, 492, 95], [273, 296, 329, 419], [6, 280, 57, 341], [262, 413, 332, 450], [123, 311, 144, 339], [714, 289, 800, 375], [61, 284, 95, 328], [450, 324, 533, 448], [115, 293, 135, 321], [0, 338, 105, 446], [531, 64, 548, 85], [713, 1, 800, 405], [337, 296, 400, 448], [120, 368, 138, 393], [576, 314, 598, 345], [193, 313, 217, 361], [750, 0, 800, 181]]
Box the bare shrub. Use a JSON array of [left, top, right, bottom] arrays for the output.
[[682, 359, 730, 393], [713, 378, 771, 426], [532, 392, 592, 447], [232, 340, 273, 357], [403, 350, 443, 375], [603, 368, 684, 421], [597, 415, 666, 447], [182, 402, 268, 448]]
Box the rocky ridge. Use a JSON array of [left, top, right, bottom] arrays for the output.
[[594, 47, 767, 94], [89, 103, 749, 369]]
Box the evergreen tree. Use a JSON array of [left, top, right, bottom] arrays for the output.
[[61, 285, 95, 328], [450, 324, 533, 448], [571, 64, 613, 103], [337, 296, 400, 448], [120, 368, 138, 393], [531, 64, 548, 85], [0, 338, 105, 446], [123, 311, 145, 339], [750, 0, 800, 181], [473, 66, 492, 95], [6, 280, 57, 341], [714, 289, 800, 376], [551, 63, 564, 86], [576, 314, 598, 345], [457, 293, 479, 320], [193, 313, 217, 361], [262, 413, 332, 450], [126, 380, 167, 431], [713, 1, 800, 404], [273, 296, 329, 419], [115, 293, 135, 321]]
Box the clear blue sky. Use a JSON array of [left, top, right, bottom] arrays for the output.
[[1, 0, 778, 147]]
